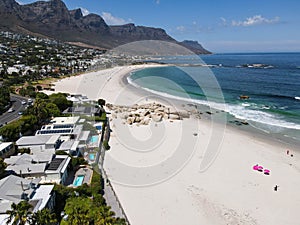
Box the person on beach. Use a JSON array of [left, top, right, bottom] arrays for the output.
[[274, 185, 278, 191], [287, 150, 289, 155]]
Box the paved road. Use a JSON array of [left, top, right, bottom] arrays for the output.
[[0, 94, 28, 126]]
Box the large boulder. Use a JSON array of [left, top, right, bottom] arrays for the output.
[[169, 114, 181, 120], [152, 114, 163, 122]]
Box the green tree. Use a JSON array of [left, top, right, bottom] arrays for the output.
[[97, 99, 106, 107], [19, 88, 27, 97], [45, 103, 61, 117], [0, 158, 7, 178], [0, 85, 10, 114], [36, 92, 49, 100], [30, 99, 49, 125], [16, 147, 31, 154], [29, 209, 57, 225], [6, 201, 32, 225], [0, 121, 21, 141], [49, 93, 72, 111], [64, 197, 92, 225], [19, 115, 38, 135], [36, 85, 43, 91], [53, 185, 74, 219], [93, 206, 126, 225]]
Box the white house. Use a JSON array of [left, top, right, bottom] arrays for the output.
[[0, 142, 14, 158], [4, 154, 71, 185], [0, 175, 55, 214]]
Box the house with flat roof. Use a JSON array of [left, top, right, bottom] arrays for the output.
[[43, 155, 71, 185], [15, 115, 92, 161], [0, 175, 55, 214], [16, 135, 60, 150], [50, 116, 80, 125], [63, 106, 98, 116]]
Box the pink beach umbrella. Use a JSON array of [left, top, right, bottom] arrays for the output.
[[257, 166, 263, 172], [253, 165, 259, 170], [264, 169, 270, 175]]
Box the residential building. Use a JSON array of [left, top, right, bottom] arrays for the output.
[[0, 142, 14, 158], [0, 175, 55, 214], [4, 154, 71, 185]]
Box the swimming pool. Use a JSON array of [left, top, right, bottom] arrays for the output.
[[73, 175, 84, 186], [89, 153, 95, 161], [90, 135, 98, 144]]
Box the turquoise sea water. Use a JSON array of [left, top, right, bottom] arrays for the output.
[[128, 53, 300, 143]]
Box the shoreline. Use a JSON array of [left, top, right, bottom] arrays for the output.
[[47, 65, 300, 225], [121, 67, 299, 150]]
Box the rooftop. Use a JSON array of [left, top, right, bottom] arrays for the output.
[[4, 153, 34, 165], [50, 116, 80, 125], [31, 184, 54, 211], [7, 163, 47, 175], [47, 158, 64, 171], [45, 134, 61, 145], [45, 155, 70, 175], [63, 106, 97, 115], [0, 142, 13, 150], [57, 140, 74, 151], [16, 135, 55, 147], [0, 175, 39, 208], [78, 130, 90, 142], [30, 146, 55, 163]]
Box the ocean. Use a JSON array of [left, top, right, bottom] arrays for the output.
[[128, 52, 300, 145]]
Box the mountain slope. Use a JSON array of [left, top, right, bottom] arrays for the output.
[[0, 0, 211, 54]]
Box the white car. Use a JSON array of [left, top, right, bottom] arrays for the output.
[[27, 98, 33, 104], [8, 108, 14, 113], [21, 100, 26, 105]]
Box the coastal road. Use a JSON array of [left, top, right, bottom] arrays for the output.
[[0, 94, 28, 126]]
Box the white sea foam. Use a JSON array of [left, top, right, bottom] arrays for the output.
[[295, 96, 300, 100], [128, 77, 300, 131]]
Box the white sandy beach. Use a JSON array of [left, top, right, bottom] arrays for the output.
[[49, 65, 300, 225]]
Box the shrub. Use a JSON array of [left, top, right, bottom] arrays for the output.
[[103, 140, 110, 150]]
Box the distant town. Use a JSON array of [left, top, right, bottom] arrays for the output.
[[0, 31, 146, 80]]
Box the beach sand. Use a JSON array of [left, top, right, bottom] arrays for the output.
[[49, 65, 300, 225]]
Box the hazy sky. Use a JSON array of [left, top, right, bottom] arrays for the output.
[[19, 0, 300, 53]]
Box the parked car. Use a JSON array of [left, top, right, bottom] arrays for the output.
[[8, 108, 14, 113], [27, 98, 33, 104], [21, 100, 26, 105]]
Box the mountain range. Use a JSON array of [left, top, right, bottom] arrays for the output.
[[0, 0, 211, 54]]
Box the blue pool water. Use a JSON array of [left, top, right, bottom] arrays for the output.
[[89, 153, 95, 160], [73, 175, 84, 186], [90, 135, 98, 144]]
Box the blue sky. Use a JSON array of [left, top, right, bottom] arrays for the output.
[[19, 0, 300, 53]]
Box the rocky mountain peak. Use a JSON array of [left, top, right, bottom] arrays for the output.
[[0, 0, 211, 54], [69, 8, 83, 20]]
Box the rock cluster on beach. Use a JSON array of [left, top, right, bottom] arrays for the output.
[[106, 102, 191, 125]]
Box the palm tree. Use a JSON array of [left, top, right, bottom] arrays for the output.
[[29, 208, 57, 225], [6, 201, 32, 225], [94, 206, 116, 225], [64, 197, 92, 225]]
